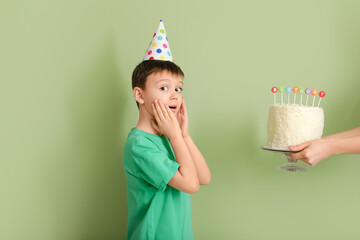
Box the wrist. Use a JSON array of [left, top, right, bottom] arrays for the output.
[[167, 129, 183, 141], [326, 138, 339, 155]]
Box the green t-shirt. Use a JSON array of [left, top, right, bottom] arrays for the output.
[[123, 128, 193, 240]]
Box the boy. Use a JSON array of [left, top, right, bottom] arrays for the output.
[[123, 20, 211, 240]]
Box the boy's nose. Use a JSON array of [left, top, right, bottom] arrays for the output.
[[170, 93, 178, 100]]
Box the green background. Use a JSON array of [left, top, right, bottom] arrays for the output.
[[1, 0, 360, 239]]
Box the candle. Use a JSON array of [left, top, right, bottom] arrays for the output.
[[318, 91, 325, 107], [271, 87, 278, 105], [299, 88, 305, 105], [293, 87, 299, 104], [312, 89, 318, 107], [279, 86, 285, 104], [305, 88, 312, 106], [269, 86, 326, 108], [286, 87, 292, 104]]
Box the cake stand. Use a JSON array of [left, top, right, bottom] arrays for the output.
[[261, 147, 307, 172]]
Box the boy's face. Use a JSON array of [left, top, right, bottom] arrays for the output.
[[137, 70, 183, 117]]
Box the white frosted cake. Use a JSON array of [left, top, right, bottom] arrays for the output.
[[267, 104, 324, 150]]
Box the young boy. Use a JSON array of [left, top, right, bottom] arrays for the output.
[[123, 20, 211, 240]]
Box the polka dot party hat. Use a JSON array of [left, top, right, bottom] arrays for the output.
[[144, 20, 173, 62]]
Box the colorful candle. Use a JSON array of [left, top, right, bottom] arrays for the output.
[[279, 86, 285, 104], [271, 87, 278, 105], [286, 87, 292, 104], [305, 88, 312, 106], [312, 89, 318, 107], [299, 88, 305, 105], [318, 91, 325, 107], [269, 85, 326, 108], [293, 87, 299, 104]]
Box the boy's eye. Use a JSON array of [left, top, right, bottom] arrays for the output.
[[175, 88, 182, 93], [161, 86, 168, 91]]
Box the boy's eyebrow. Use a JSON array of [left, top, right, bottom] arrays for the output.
[[156, 79, 171, 82], [156, 79, 183, 85]]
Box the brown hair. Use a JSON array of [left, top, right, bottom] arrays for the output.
[[132, 60, 184, 90]]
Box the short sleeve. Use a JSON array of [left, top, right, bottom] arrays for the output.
[[131, 138, 180, 191]]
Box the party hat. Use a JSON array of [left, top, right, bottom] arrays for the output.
[[143, 20, 173, 62]]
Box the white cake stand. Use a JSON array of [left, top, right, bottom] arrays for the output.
[[261, 146, 307, 172]]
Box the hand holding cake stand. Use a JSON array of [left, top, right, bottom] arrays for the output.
[[261, 146, 307, 172], [264, 86, 326, 172]]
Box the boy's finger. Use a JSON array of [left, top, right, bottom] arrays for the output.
[[165, 104, 175, 119], [152, 103, 161, 122], [178, 99, 184, 114], [158, 101, 170, 119], [155, 100, 166, 120], [177, 111, 182, 120], [182, 98, 188, 115]]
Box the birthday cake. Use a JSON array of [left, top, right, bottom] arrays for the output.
[[266, 87, 325, 150], [266, 104, 324, 150]]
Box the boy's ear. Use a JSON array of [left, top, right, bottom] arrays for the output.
[[133, 87, 145, 105]]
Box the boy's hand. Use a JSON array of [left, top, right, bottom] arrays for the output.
[[151, 100, 182, 139], [176, 98, 189, 138]]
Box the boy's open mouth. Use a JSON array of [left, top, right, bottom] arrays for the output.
[[169, 106, 177, 109]]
